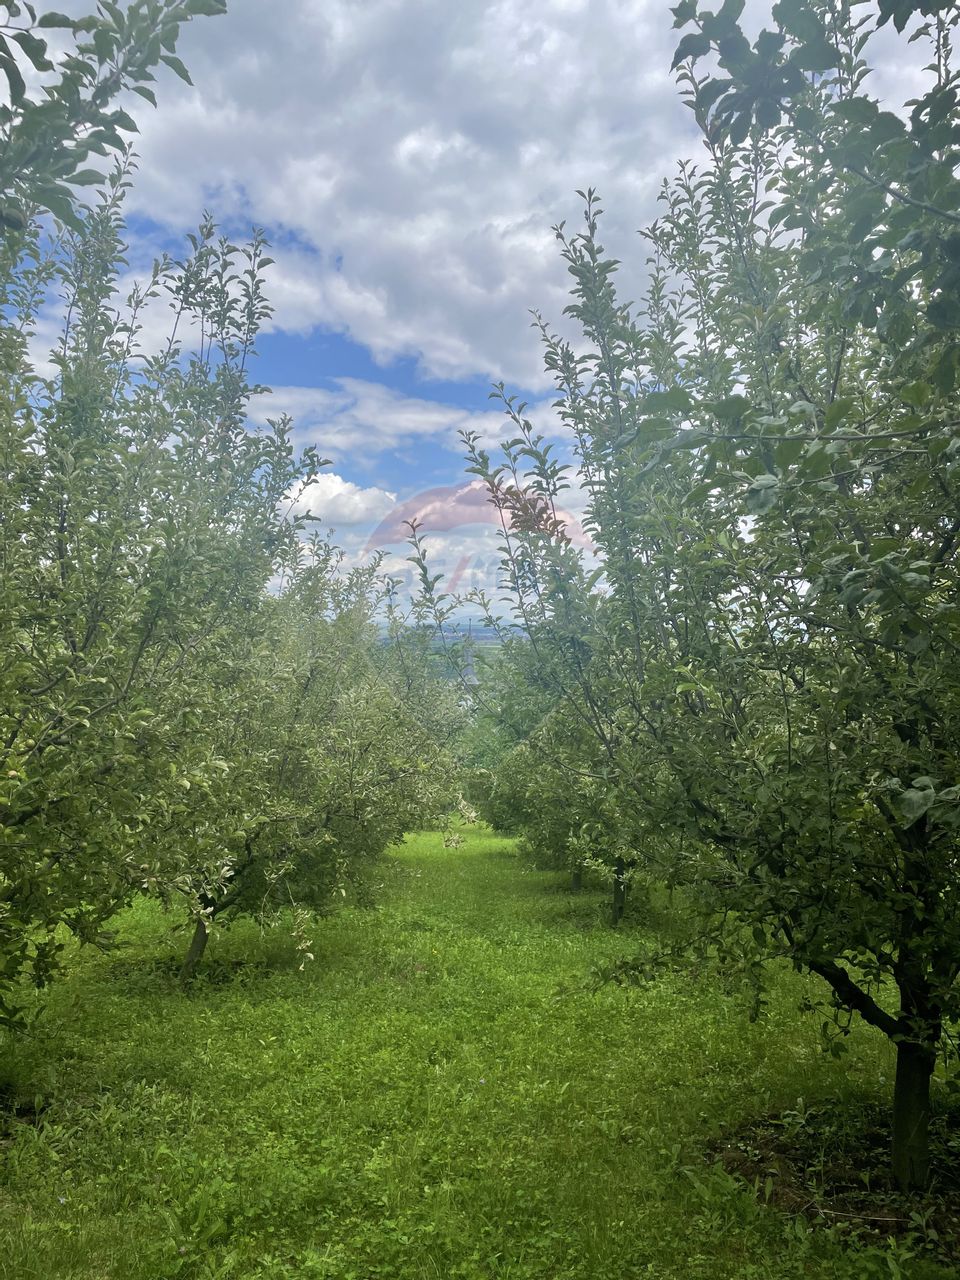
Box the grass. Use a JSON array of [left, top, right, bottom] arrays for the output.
[[0, 828, 950, 1279]]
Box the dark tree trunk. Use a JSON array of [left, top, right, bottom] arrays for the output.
[[179, 918, 209, 987], [892, 1037, 936, 1192], [888, 843, 941, 1194], [571, 864, 583, 892], [808, 951, 943, 1194], [611, 856, 627, 925]]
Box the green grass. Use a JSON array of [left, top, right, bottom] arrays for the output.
[[0, 830, 944, 1279]]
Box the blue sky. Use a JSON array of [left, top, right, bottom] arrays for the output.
[[82, 0, 711, 596], [46, 0, 922, 598]]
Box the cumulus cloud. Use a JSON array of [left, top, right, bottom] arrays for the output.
[[289, 472, 397, 528], [248, 377, 512, 462], [40, 1, 934, 395], [104, 0, 701, 388]]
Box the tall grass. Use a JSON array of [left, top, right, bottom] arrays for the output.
[[0, 830, 942, 1278]]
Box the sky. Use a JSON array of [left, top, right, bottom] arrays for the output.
[[48, 0, 926, 604]]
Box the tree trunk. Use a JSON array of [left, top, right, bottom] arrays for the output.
[[179, 918, 209, 987], [892, 1038, 935, 1192], [571, 864, 583, 892], [611, 856, 627, 925]]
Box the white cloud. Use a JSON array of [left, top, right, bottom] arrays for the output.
[[103, 0, 703, 387], [289, 472, 396, 527], [248, 376, 513, 463], [32, 1, 936, 401]]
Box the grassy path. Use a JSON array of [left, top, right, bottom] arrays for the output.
[[0, 830, 929, 1279]]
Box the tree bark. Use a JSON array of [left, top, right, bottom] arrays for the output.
[[571, 864, 583, 892], [179, 918, 209, 987], [611, 856, 627, 925], [892, 1037, 936, 1192]]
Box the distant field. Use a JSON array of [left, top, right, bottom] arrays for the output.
[[0, 830, 945, 1279]]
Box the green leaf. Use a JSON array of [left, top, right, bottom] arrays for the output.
[[931, 343, 960, 394], [928, 294, 960, 330], [870, 111, 905, 143], [0, 47, 26, 105], [755, 96, 782, 129], [774, 437, 805, 468], [878, 0, 920, 33], [160, 53, 192, 85], [899, 381, 930, 409], [717, 30, 752, 67], [64, 169, 105, 186], [772, 1, 826, 42], [709, 394, 751, 422], [697, 78, 732, 114], [0, 204, 27, 232], [755, 28, 785, 61], [36, 11, 74, 27], [728, 111, 752, 146], [645, 386, 693, 413], [34, 183, 82, 229], [824, 398, 854, 429], [92, 26, 113, 63], [788, 399, 817, 419], [671, 0, 697, 24], [746, 474, 779, 514], [684, 481, 717, 507], [899, 787, 935, 827], [791, 37, 838, 72], [99, 1, 125, 25], [10, 30, 52, 71], [831, 98, 878, 126], [109, 109, 138, 133], [672, 32, 711, 69]]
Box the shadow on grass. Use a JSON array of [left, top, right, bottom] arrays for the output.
[[710, 1097, 960, 1269]]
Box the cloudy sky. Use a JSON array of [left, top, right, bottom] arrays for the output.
[[58, 0, 923, 598]]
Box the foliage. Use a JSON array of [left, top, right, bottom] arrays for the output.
[[0, 166, 465, 1006], [0, 173, 323, 1021], [468, 676, 644, 919], [165, 556, 462, 980], [457, 638, 562, 840], [446, 0, 960, 1191], [0, 0, 463, 1017], [0, 0, 226, 233]]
